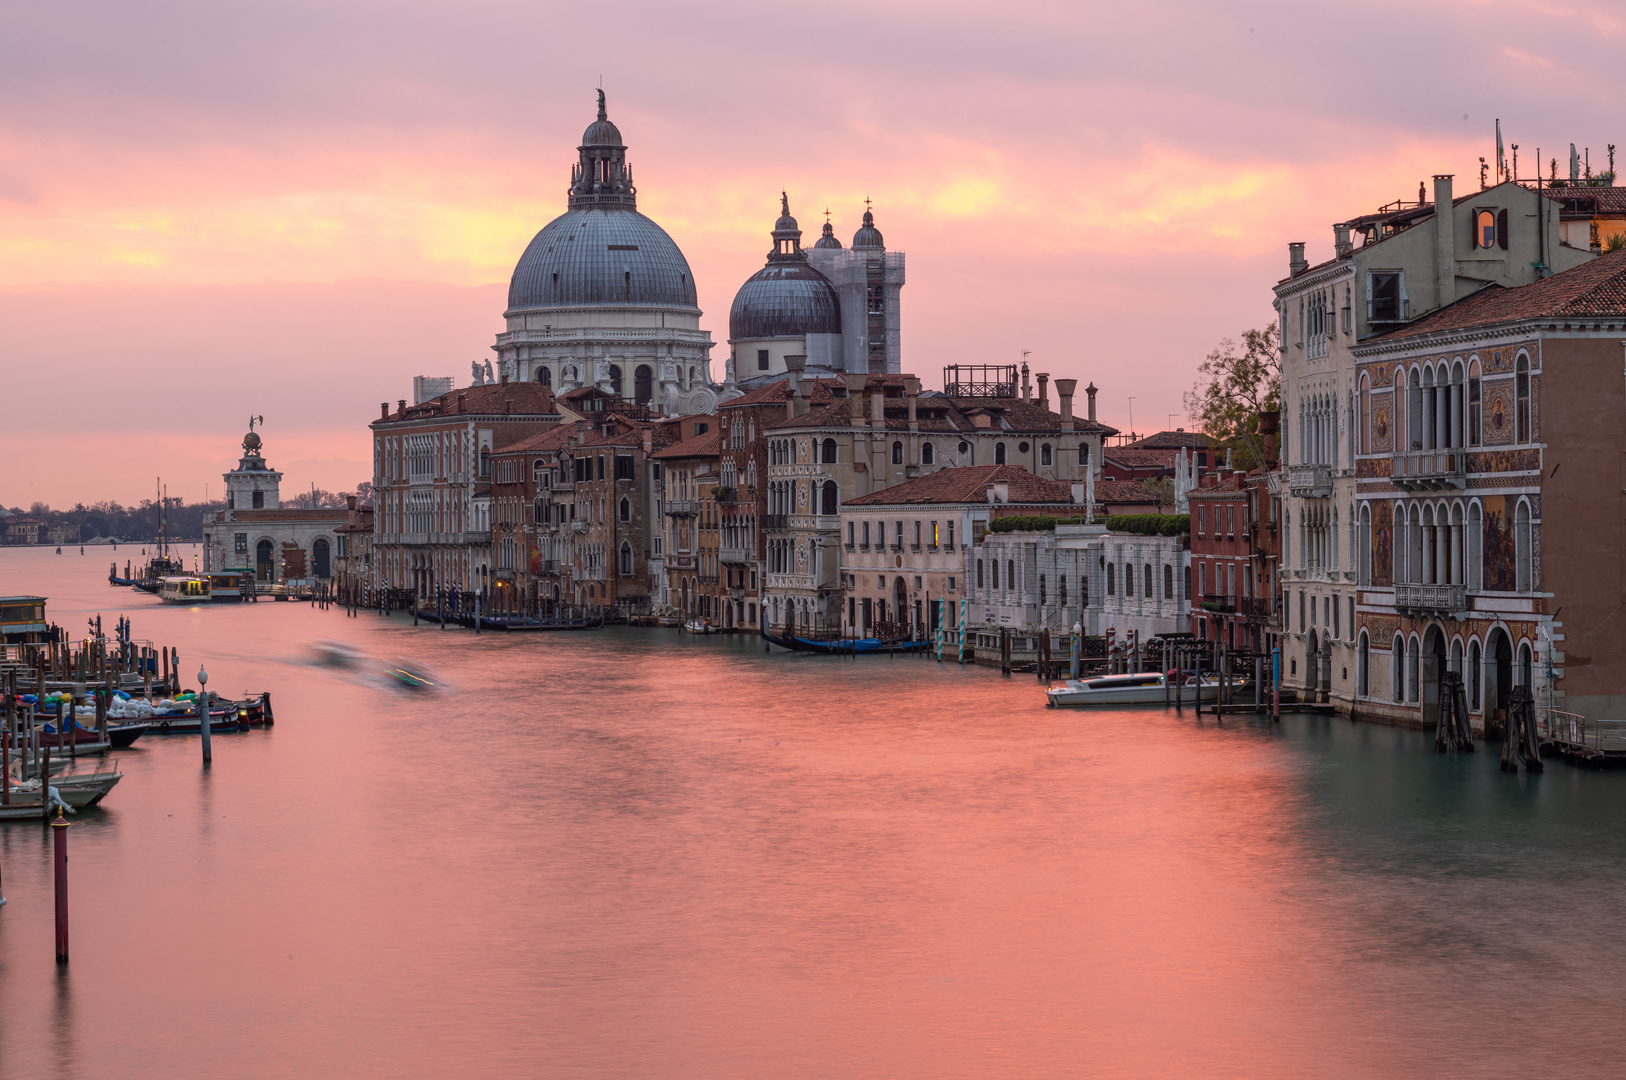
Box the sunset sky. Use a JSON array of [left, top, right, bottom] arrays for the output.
[[3, 0, 1622, 507]]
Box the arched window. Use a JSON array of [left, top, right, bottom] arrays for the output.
[[1359, 373, 1370, 455], [1393, 635, 1405, 702], [1041, 444, 1053, 467], [534, 497, 546, 524], [634, 364, 653, 404], [535, 366, 552, 387], [1516, 355, 1531, 443], [1359, 502, 1372, 585], [822, 438, 836, 464], [619, 542, 633, 575], [995, 443, 1007, 465], [958, 440, 970, 458], [1394, 369, 1407, 453], [1407, 635, 1420, 703], [1468, 501, 1483, 591], [1518, 641, 1533, 688], [1163, 564, 1174, 599], [892, 441, 904, 465], [921, 442, 934, 465], [1515, 499, 1532, 592], [480, 448, 490, 477], [1469, 639, 1482, 710], [821, 480, 837, 516], [609, 364, 624, 397], [1468, 359, 1482, 445], [1357, 632, 1369, 697], [619, 498, 631, 523]]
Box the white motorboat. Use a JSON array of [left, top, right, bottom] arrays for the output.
[[1045, 671, 1230, 708], [683, 619, 719, 635]]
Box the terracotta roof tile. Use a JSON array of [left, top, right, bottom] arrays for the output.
[[651, 429, 723, 460], [845, 465, 1078, 507], [1126, 430, 1216, 450]]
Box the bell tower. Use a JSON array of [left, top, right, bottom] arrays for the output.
[[223, 416, 282, 511]]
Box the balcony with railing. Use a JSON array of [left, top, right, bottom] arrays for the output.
[[665, 500, 697, 517], [720, 546, 752, 564], [1236, 595, 1277, 622], [1391, 449, 1467, 491], [1287, 464, 1332, 498], [1200, 593, 1236, 614], [1394, 583, 1467, 614], [762, 514, 789, 531]]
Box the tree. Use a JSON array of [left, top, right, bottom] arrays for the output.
[[1183, 324, 1280, 470], [1139, 476, 1176, 509]]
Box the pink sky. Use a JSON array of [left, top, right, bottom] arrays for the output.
[[3, 0, 1621, 507]]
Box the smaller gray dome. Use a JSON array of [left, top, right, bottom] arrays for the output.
[[730, 263, 841, 340], [813, 221, 842, 249], [852, 208, 884, 250]]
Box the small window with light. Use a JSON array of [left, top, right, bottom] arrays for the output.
[[1476, 210, 1496, 249]]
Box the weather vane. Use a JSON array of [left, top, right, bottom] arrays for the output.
[[248, 414, 264, 432]]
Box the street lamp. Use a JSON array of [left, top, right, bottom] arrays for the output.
[[197, 665, 211, 764]]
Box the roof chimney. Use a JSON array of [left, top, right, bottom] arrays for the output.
[[869, 381, 885, 426], [1433, 174, 1456, 306], [1288, 242, 1308, 277], [905, 375, 920, 432], [843, 373, 868, 425], [397, 399, 407, 419], [1021, 362, 1032, 400], [457, 392, 467, 414], [381, 402, 390, 421], [642, 429, 653, 454], [1086, 382, 1098, 422], [1037, 372, 1050, 408], [1054, 378, 1078, 432], [1334, 222, 1353, 259]]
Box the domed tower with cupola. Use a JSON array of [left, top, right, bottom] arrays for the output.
[[223, 417, 282, 511], [727, 194, 846, 387], [492, 91, 718, 417], [804, 201, 906, 376]]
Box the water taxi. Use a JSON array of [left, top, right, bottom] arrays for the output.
[[156, 576, 211, 604], [1045, 671, 1229, 708]]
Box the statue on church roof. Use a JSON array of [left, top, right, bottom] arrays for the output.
[[597, 88, 606, 122]]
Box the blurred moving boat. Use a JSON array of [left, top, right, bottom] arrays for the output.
[[1045, 671, 1231, 708]]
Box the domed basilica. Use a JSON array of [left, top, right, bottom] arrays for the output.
[[490, 92, 720, 416], [486, 93, 905, 410]]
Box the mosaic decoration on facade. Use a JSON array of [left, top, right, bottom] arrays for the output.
[[1371, 499, 1393, 586], [1466, 448, 1540, 474], [1363, 615, 1398, 646], [1370, 396, 1393, 453], [1356, 457, 1394, 479], [1483, 382, 1514, 444], [1481, 495, 1517, 592], [1530, 374, 1540, 441], [1532, 523, 1542, 593]]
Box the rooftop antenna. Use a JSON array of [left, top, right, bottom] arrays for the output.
[[1512, 144, 1519, 182], [1128, 397, 1136, 440]]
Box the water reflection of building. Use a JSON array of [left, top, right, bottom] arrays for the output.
[[1349, 248, 1626, 732]]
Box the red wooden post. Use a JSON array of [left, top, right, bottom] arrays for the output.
[[53, 811, 70, 963]]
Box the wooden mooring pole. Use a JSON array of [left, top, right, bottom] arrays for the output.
[[53, 812, 69, 963]]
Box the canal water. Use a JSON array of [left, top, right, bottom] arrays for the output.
[[1, 546, 1624, 1078]]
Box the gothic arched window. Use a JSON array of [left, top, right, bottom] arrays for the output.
[[609, 364, 624, 397], [619, 498, 631, 523], [536, 366, 552, 388], [995, 442, 1007, 465], [1516, 356, 1531, 443], [892, 441, 903, 465], [921, 442, 934, 465], [821, 480, 837, 516]]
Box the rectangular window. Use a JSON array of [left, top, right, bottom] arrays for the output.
[[1198, 506, 1206, 535], [234, 533, 248, 554], [1348, 597, 1355, 641], [930, 521, 939, 547], [977, 559, 984, 588], [847, 522, 854, 546], [895, 521, 904, 548], [1332, 594, 1340, 638], [757, 349, 769, 371], [1299, 590, 1306, 630], [1469, 376, 1482, 445], [615, 456, 634, 481], [948, 576, 956, 592], [947, 521, 955, 548], [914, 521, 922, 547], [596, 456, 605, 481], [1370, 272, 1402, 321], [862, 521, 870, 547]]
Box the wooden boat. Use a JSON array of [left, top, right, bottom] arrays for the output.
[[108, 721, 150, 748], [1045, 671, 1230, 708], [683, 619, 719, 635], [479, 614, 605, 631], [3, 760, 123, 814]]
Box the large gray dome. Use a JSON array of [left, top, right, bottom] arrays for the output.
[[729, 262, 841, 340], [507, 208, 700, 313]]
